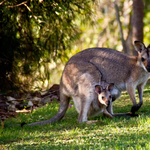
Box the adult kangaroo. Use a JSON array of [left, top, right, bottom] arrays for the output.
[[27, 41, 150, 126]]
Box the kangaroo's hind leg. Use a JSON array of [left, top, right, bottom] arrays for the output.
[[77, 95, 93, 123]]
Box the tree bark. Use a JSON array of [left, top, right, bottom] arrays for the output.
[[132, 0, 144, 55]]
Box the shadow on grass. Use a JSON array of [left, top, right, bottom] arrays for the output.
[[0, 111, 140, 146], [7, 130, 150, 150]]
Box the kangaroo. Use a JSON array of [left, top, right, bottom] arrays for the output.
[[26, 41, 150, 126], [26, 60, 115, 125], [88, 82, 114, 120]]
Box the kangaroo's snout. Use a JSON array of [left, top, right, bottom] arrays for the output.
[[107, 100, 110, 106], [104, 98, 110, 106], [98, 93, 112, 107]]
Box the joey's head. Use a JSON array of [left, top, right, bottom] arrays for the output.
[[95, 83, 114, 107], [134, 41, 150, 72]]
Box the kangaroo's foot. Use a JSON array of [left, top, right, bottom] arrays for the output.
[[113, 112, 138, 118]]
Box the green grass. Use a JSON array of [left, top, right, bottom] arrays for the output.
[[1, 84, 150, 150]]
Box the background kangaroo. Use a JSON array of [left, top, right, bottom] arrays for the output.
[[27, 41, 150, 126]]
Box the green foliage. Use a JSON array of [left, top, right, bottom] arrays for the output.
[[144, 0, 150, 46], [1, 84, 150, 149], [0, 0, 95, 91], [80, 0, 150, 53]]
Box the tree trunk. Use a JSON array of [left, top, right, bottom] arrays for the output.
[[132, 0, 144, 55]]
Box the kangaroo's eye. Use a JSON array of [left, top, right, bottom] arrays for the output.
[[141, 57, 145, 62], [109, 95, 112, 99], [102, 96, 105, 99]]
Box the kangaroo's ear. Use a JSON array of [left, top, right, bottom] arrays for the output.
[[95, 85, 102, 94], [106, 83, 114, 92], [134, 41, 146, 53]]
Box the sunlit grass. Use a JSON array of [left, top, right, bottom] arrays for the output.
[[1, 84, 150, 149]]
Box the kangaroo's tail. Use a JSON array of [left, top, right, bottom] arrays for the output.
[[25, 92, 70, 126]]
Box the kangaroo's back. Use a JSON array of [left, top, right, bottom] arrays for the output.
[[66, 48, 137, 89], [69, 48, 130, 62]]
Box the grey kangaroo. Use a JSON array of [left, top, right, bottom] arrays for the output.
[[27, 41, 150, 125]]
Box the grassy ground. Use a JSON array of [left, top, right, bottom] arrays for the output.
[[1, 84, 150, 150]]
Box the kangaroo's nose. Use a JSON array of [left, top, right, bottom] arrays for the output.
[[107, 100, 110, 106]]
